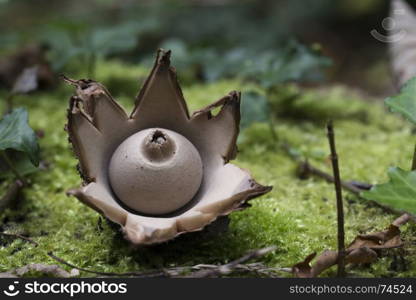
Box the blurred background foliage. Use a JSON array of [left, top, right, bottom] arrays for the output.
[[0, 0, 400, 96], [2, 0, 416, 277]]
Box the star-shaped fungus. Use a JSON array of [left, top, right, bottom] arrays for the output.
[[64, 49, 272, 245]]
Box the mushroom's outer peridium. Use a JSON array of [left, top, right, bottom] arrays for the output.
[[65, 49, 272, 245], [108, 128, 203, 215]]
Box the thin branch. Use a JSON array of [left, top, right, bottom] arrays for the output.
[[347, 180, 373, 191], [60, 74, 79, 85], [282, 142, 369, 195], [0, 232, 38, 246], [0, 232, 169, 277], [283, 139, 412, 218], [296, 159, 416, 220], [284, 136, 416, 221], [0, 232, 138, 276], [0, 232, 278, 278], [326, 121, 345, 277], [298, 161, 362, 195], [46, 252, 168, 278], [184, 262, 286, 278], [185, 246, 276, 278], [392, 213, 412, 227]]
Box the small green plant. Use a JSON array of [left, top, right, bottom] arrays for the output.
[[362, 77, 416, 214], [39, 20, 157, 76], [0, 108, 39, 183], [239, 40, 331, 139]]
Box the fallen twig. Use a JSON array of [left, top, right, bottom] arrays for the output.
[[297, 160, 362, 195], [0, 232, 37, 246], [185, 246, 277, 278], [392, 213, 412, 227], [293, 156, 415, 220], [0, 232, 279, 278], [282, 142, 369, 195], [326, 121, 346, 277], [347, 180, 373, 191], [45, 251, 169, 278]]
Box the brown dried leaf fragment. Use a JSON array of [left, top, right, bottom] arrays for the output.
[[311, 250, 339, 277], [11, 66, 39, 95], [292, 252, 316, 278], [346, 247, 378, 265], [292, 214, 412, 277], [0, 44, 55, 90], [347, 224, 403, 250]]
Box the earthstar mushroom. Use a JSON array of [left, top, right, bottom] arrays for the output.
[[64, 49, 272, 245]]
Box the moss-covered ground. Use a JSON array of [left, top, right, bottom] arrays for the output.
[[0, 60, 415, 277]]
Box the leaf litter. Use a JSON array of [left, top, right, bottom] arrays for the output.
[[292, 214, 412, 278]]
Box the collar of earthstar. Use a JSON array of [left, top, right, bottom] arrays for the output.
[[63, 49, 272, 245]]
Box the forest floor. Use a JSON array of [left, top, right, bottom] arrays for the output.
[[0, 59, 415, 277]]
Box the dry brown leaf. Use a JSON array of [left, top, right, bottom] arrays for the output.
[[392, 213, 413, 227], [291, 214, 411, 277], [292, 248, 379, 278], [12, 66, 39, 95], [345, 247, 378, 265], [291, 252, 316, 278], [347, 224, 403, 250], [311, 250, 339, 277]]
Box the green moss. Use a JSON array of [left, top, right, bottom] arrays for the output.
[[0, 59, 415, 277]]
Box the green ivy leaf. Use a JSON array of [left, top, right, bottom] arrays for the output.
[[385, 77, 416, 124], [0, 108, 40, 166], [39, 20, 158, 71], [361, 167, 416, 214], [241, 40, 331, 89], [158, 39, 330, 86]]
